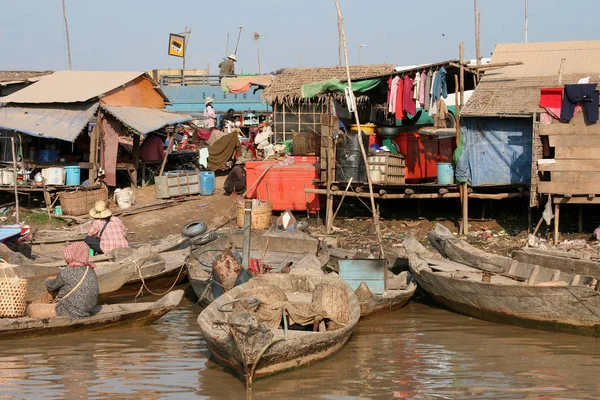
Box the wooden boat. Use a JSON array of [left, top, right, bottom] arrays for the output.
[[0, 290, 184, 341], [187, 234, 329, 306], [328, 247, 417, 319], [514, 247, 600, 279], [197, 274, 360, 387], [404, 226, 600, 337], [102, 248, 189, 300]]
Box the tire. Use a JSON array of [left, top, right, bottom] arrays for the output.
[[181, 220, 207, 237], [190, 231, 218, 246], [445, 112, 456, 128]]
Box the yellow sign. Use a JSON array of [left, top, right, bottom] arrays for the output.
[[168, 33, 185, 58]]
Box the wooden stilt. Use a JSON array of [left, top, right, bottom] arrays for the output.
[[578, 205, 583, 233], [554, 203, 560, 245], [527, 206, 532, 233], [462, 182, 469, 235]]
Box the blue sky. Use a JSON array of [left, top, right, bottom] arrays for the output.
[[1, 0, 598, 73]]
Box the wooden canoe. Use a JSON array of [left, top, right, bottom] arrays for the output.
[[404, 227, 600, 337], [328, 247, 416, 319], [0, 290, 184, 341], [197, 274, 360, 387], [187, 234, 329, 307], [514, 247, 600, 279]]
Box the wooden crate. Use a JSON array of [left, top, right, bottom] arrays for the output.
[[155, 172, 200, 199], [368, 153, 405, 185]]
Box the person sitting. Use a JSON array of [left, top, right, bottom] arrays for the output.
[[139, 132, 165, 162], [84, 201, 128, 255], [224, 159, 246, 195], [219, 54, 237, 77], [221, 109, 237, 129], [27, 242, 99, 319]]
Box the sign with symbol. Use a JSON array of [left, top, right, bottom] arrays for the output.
[[168, 33, 185, 58]]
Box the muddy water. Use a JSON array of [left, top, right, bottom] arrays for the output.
[[1, 295, 600, 399]]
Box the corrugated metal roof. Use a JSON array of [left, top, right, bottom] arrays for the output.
[[463, 40, 600, 117], [0, 70, 53, 83], [102, 106, 193, 135], [0, 71, 145, 104], [0, 102, 99, 142]]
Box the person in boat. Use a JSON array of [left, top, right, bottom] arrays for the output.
[[84, 201, 128, 255], [203, 97, 218, 129], [224, 159, 246, 195], [27, 242, 99, 319], [139, 131, 165, 162], [218, 54, 237, 77]]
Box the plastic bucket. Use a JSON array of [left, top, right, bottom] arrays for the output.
[[39, 150, 59, 163], [114, 188, 135, 210], [437, 163, 454, 184], [236, 202, 272, 230], [64, 166, 81, 186], [199, 171, 215, 196]]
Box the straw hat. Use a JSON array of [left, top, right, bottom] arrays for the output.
[[228, 54, 237, 61], [205, 97, 214, 105], [89, 200, 112, 219]]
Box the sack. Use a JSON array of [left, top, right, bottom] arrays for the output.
[[0, 260, 27, 318]]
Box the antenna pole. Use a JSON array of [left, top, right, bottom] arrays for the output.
[[226, 32, 230, 55], [256, 38, 261, 74], [234, 26, 243, 54], [62, 0, 72, 70], [525, 0, 528, 43]]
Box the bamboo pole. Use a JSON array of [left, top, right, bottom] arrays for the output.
[[159, 132, 174, 176], [554, 203, 560, 245], [459, 42, 465, 107], [476, 11, 481, 81], [10, 137, 19, 223], [333, 0, 384, 257], [332, 177, 353, 221]]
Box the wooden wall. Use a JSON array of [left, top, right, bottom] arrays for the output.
[[102, 76, 165, 108], [538, 112, 600, 196]]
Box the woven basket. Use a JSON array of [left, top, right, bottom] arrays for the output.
[[236, 202, 273, 230], [0, 262, 27, 318], [59, 184, 109, 216], [312, 283, 349, 330]]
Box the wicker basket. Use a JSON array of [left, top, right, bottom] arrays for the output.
[[236, 202, 273, 230], [0, 262, 27, 318], [312, 283, 349, 331], [59, 184, 109, 216]]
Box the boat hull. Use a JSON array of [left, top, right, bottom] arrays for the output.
[[358, 283, 417, 319]]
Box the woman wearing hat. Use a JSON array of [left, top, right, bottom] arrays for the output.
[[203, 97, 217, 129], [219, 53, 237, 76], [84, 200, 128, 255]]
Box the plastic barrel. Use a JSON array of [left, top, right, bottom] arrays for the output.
[[200, 171, 215, 195], [64, 166, 81, 186], [335, 133, 368, 183], [39, 150, 59, 163], [436, 163, 454, 184]]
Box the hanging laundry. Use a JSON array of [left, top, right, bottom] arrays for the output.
[[424, 70, 433, 112], [387, 77, 392, 108], [388, 76, 401, 114], [402, 75, 417, 117], [540, 88, 564, 119], [413, 73, 421, 101], [560, 83, 599, 123], [434, 99, 448, 128], [432, 67, 448, 101], [419, 71, 427, 107], [429, 70, 438, 116], [395, 77, 404, 120]]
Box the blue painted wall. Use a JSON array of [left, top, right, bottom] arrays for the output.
[[161, 85, 270, 116], [456, 117, 532, 186]]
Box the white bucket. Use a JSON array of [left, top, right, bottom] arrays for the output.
[[3, 170, 15, 185], [114, 188, 135, 210], [370, 169, 382, 184], [42, 167, 64, 185]]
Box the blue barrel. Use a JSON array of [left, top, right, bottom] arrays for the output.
[[437, 163, 454, 184], [64, 166, 81, 186], [200, 171, 215, 195], [39, 150, 59, 162]]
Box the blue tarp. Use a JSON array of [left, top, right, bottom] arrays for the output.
[[455, 117, 532, 186]]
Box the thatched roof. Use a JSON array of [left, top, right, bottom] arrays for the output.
[[0, 70, 53, 84], [462, 41, 600, 117], [263, 64, 394, 104]]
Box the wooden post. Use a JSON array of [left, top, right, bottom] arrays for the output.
[[242, 199, 252, 270], [476, 9, 481, 82], [10, 137, 19, 223], [159, 132, 174, 177], [334, 0, 384, 257], [554, 203, 560, 245], [462, 183, 469, 235], [578, 205, 583, 233], [90, 115, 101, 182], [132, 134, 140, 169], [459, 42, 465, 107]]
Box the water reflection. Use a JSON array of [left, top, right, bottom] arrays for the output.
[[0, 298, 599, 399]]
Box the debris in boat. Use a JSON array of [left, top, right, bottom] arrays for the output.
[[213, 249, 243, 291]]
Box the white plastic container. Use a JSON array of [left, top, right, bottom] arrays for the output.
[[114, 188, 135, 210], [42, 167, 65, 185]]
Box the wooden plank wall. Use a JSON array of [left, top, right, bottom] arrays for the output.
[[538, 112, 600, 196]]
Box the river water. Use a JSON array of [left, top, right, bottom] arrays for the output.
[[1, 289, 599, 399]]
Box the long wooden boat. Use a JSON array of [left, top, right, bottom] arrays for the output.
[[0, 290, 184, 341], [328, 247, 416, 319], [405, 227, 600, 337], [514, 247, 600, 279], [102, 248, 189, 301], [187, 234, 329, 306], [198, 274, 360, 387]]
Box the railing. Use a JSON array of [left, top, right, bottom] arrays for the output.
[[160, 75, 235, 87]]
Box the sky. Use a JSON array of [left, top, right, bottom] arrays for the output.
[[1, 0, 599, 74]]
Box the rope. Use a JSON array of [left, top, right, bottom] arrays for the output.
[[133, 257, 187, 300]]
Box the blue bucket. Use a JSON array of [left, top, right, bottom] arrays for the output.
[[200, 171, 215, 195], [64, 166, 81, 186], [38, 150, 59, 163], [436, 163, 454, 184]]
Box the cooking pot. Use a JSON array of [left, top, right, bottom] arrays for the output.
[[377, 126, 401, 138]]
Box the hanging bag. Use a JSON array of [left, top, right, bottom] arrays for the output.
[[0, 260, 27, 318]]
